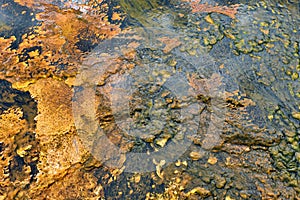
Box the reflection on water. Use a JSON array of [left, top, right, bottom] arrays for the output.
[[0, 0, 299, 199]]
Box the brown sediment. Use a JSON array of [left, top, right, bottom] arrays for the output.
[[190, 0, 240, 19], [157, 37, 182, 53]]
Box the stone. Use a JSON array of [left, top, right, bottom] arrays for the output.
[[215, 176, 227, 189], [189, 151, 205, 161], [207, 156, 218, 165]]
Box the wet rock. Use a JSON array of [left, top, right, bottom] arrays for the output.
[[215, 175, 227, 189], [187, 187, 211, 197], [239, 190, 251, 199], [207, 156, 218, 165], [292, 112, 300, 120], [155, 137, 169, 147], [189, 151, 205, 161]]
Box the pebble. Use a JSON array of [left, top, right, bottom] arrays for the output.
[[156, 138, 168, 147], [215, 176, 227, 189], [187, 187, 211, 197], [134, 174, 141, 183], [225, 195, 235, 200], [292, 112, 300, 120], [207, 156, 218, 165], [204, 15, 214, 24], [189, 151, 205, 161], [295, 152, 300, 162]]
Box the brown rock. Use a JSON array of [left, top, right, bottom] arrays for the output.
[[215, 176, 227, 189], [189, 151, 205, 161], [187, 187, 211, 197], [207, 156, 218, 165]]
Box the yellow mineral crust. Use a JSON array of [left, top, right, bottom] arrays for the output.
[[0, 0, 125, 198], [0, 108, 31, 199], [27, 78, 73, 138], [7, 78, 106, 199]]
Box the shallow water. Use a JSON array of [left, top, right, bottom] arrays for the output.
[[0, 0, 299, 199]]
